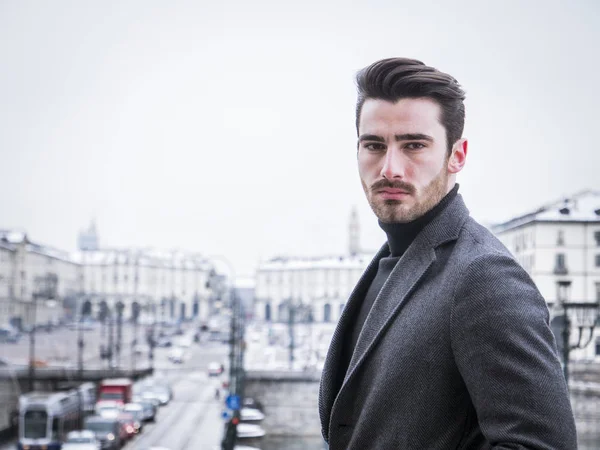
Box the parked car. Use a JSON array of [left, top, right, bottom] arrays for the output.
[[95, 400, 122, 419], [236, 423, 266, 438], [131, 397, 158, 422], [168, 347, 185, 364], [208, 362, 224, 377], [139, 391, 162, 409], [123, 403, 145, 431], [62, 430, 101, 450], [240, 407, 265, 422], [151, 385, 172, 405], [156, 336, 172, 347], [243, 397, 264, 412], [134, 344, 150, 355], [118, 411, 139, 438], [135, 378, 172, 406], [84, 416, 124, 450]]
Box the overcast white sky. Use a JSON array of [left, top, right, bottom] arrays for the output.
[[1, 0, 598, 277]]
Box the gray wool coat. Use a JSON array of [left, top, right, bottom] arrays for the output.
[[319, 194, 577, 450]]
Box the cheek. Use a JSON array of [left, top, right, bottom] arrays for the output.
[[414, 157, 445, 185], [357, 152, 375, 178]]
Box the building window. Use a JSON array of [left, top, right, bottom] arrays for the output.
[[596, 282, 600, 302], [595, 231, 600, 246], [554, 254, 567, 274], [557, 230, 564, 246], [557, 281, 572, 302], [596, 338, 600, 357], [596, 254, 600, 267], [324, 303, 331, 322]]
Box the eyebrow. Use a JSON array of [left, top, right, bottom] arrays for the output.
[[358, 133, 434, 143]]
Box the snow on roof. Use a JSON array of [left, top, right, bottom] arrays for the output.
[[0, 229, 76, 263], [257, 252, 374, 271], [27, 243, 75, 263], [0, 241, 15, 252], [493, 190, 600, 233], [72, 248, 214, 271], [0, 229, 27, 244]]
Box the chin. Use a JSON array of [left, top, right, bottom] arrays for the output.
[[376, 207, 414, 224]]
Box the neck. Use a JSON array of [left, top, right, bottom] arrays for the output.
[[379, 184, 459, 257]]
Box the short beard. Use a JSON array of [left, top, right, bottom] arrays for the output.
[[362, 167, 449, 224]]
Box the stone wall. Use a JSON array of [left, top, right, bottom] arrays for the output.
[[571, 381, 600, 439], [244, 370, 321, 436], [244, 369, 600, 444]]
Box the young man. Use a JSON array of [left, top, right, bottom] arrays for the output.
[[318, 58, 577, 450]]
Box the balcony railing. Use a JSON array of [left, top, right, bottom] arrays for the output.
[[554, 265, 568, 275]]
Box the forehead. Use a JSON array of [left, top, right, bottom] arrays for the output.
[[358, 97, 445, 137]]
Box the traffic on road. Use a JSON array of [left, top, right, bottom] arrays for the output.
[[2, 320, 236, 450]]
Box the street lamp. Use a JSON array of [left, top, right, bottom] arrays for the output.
[[98, 300, 109, 362], [131, 301, 141, 371], [77, 294, 86, 376], [29, 281, 42, 391], [206, 256, 241, 450], [28, 274, 52, 390], [557, 281, 600, 388], [283, 298, 313, 370], [115, 300, 124, 368]]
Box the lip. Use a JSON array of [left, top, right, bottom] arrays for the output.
[[376, 189, 410, 200]]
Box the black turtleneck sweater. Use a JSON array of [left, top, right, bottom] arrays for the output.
[[341, 184, 459, 375]]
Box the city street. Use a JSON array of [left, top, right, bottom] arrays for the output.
[[1, 324, 230, 450], [122, 340, 228, 450]]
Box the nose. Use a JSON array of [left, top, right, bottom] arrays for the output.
[[380, 148, 404, 180]]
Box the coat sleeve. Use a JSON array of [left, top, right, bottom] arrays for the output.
[[450, 253, 577, 450]]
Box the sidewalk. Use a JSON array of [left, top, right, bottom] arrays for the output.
[[187, 374, 226, 450]]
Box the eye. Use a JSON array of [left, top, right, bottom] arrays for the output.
[[405, 142, 426, 150], [364, 142, 386, 152]]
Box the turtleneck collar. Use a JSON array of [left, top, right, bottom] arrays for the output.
[[379, 184, 459, 257]]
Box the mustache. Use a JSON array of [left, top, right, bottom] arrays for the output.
[[370, 179, 415, 194]]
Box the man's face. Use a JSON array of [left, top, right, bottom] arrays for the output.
[[358, 97, 454, 223]]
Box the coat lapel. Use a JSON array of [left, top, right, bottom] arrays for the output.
[[334, 239, 436, 409], [319, 243, 389, 440]]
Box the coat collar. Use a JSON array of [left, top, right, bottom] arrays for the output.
[[320, 193, 470, 441]]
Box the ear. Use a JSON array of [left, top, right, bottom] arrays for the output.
[[448, 138, 468, 174]]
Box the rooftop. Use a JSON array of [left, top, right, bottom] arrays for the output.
[[71, 248, 214, 270], [493, 189, 600, 233], [257, 252, 374, 271], [1, 229, 75, 263], [0, 230, 27, 244]]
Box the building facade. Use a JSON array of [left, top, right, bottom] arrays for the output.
[[492, 190, 600, 361], [254, 253, 372, 323], [0, 230, 82, 328], [71, 248, 216, 323], [0, 225, 220, 329], [0, 241, 16, 327]]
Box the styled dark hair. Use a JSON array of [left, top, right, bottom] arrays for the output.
[[355, 57, 466, 154]]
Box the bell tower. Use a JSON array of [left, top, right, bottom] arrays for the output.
[[78, 219, 99, 251]]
